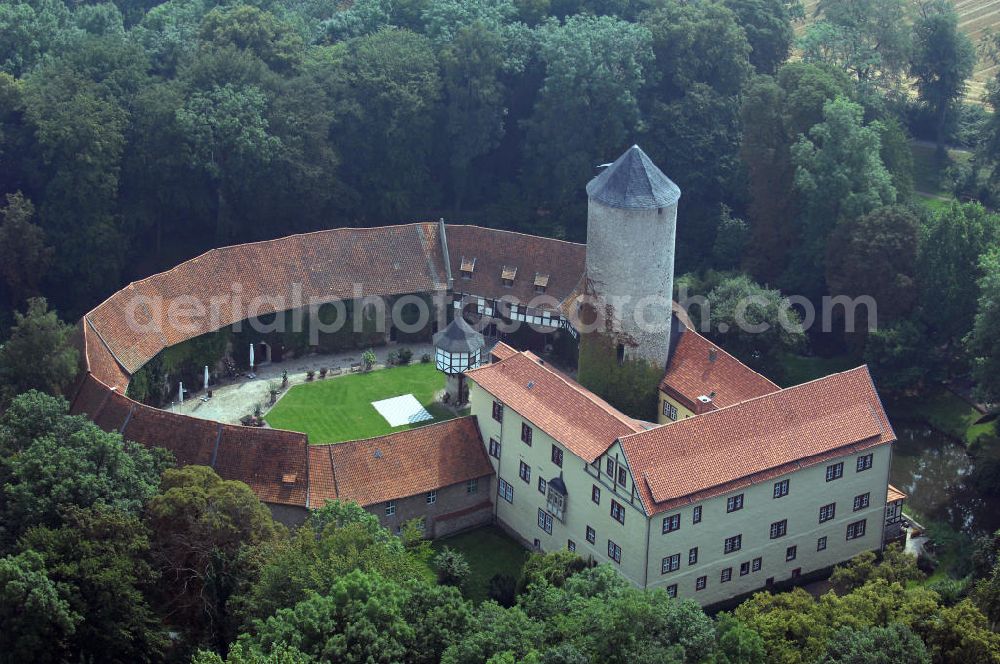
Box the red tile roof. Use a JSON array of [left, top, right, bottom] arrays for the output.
[[445, 225, 585, 312], [621, 366, 895, 514], [660, 324, 779, 414], [467, 350, 642, 462], [887, 484, 907, 503], [214, 424, 309, 506], [308, 416, 492, 507]]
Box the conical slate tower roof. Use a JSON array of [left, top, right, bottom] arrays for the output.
[[585, 145, 681, 209], [433, 316, 485, 354]]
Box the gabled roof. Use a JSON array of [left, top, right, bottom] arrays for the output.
[[308, 416, 492, 508], [887, 484, 907, 503], [660, 322, 780, 414], [586, 145, 681, 210], [445, 225, 585, 311], [467, 350, 643, 462], [620, 366, 895, 514]]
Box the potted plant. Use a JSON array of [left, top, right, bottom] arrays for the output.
[[319, 367, 328, 379], [281, 370, 288, 388], [268, 382, 279, 405], [362, 349, 377, 371], [387, 351, 399, 366], [398, 348, 413, 365], [306, 370, 315, 381], [421, 353, 432, 364]]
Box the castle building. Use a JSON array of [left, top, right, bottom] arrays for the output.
[[68, 145, 905, 607]]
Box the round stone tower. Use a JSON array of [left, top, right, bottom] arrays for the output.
[[582, 144, 681, 371]]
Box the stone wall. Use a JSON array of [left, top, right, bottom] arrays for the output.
[[365, 474, 495, 537]]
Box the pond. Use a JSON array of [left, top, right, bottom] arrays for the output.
[[890, 423, 1000, 536]]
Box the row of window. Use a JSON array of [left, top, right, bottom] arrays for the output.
[[662, 468, 875, 536], [489, 436, 564, 470], [382, 480, 479, 515], [721, 519, 867, 556]]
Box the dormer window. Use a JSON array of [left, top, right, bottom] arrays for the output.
[[534, 273, 549, 294], [501, 265, 517, 287], [460, 257, 476, 279]]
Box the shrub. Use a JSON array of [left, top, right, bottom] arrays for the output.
[[421, 353, 431, 364], [386, 351, 399, 366], [434, 547, 470, 589], [319, 367, 328, 378], [398, 348, 413, 365], [306, 370, 315, 381], [487, 574, 517, 607], [362, 349, 377, 370]]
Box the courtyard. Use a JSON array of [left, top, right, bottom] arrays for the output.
[[264, 361, 455, 443]]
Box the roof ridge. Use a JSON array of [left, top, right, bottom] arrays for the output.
[[444, 224, 585, 248], [624, 365, 871, 442]]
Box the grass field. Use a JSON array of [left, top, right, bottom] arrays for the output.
[[263, 362, 452, 443], [433, 526, 530, 602]]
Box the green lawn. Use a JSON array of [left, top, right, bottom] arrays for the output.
[[433, 526, 530, 602], [264, 362, 453, 443]]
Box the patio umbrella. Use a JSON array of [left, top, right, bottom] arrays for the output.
[[178, 382, 184, 403], [249, 343, 255, 371], [204, 365, 210, 392]]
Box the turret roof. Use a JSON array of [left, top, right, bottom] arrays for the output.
[[586, 145, 681, 209]]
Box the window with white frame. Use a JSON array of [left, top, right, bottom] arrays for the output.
[[492, 401, 503, 422], [519, 461, 531, 483], [819, 502, 836, 523], [786, 545, 797, 561], [666, 584, 677, 598], [853, 492, 870, 511], [817, 536, 827, 551], [466, 479, 478, 494], [489, 438, 501, 459], [537, 508, 553, 534], [724, 534, 742, 554], [663, 401, 679, 421], [751, 557, 762, 572], [727, 494, 744, 513], [610, 499, 626, 525], [769, 519, 787, 539], [606, 458, 615, 476], [740, 561, 750, 576], [538, 477, 547, 494], [826, 462, 844, 481], [567, 540, 576, 552], [521, 422, 533, 445], [617, 466, 627, 486], [689, 547, 698, 565], [856, 453, 873, 472], [608, 539, 622, 563], [498, 477, 514, 503], [773, 479, 790, 498], [586, 525, 596, 543], [384, 500, 395, 516], [693, 505, 702, 524], [551, 445, 564, 467], [662, 553, 681, 574], [721, 567, 732, 582], [662, 514, 681, 534], [846, 519, 867, 540], [426, 491, 437, 504], [695, 575, 707, 591], [592, 485, 601, 504]]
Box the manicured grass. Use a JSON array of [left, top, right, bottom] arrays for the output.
[[433, 525, 530, 603], [264, 362, 452, 443], [888, 389, 995, 447], [778, 353, 859, 388]]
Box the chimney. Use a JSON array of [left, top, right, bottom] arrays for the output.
[[708, 348, 718, 363]]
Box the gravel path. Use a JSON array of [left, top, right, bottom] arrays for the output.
[[171, 343, 436, 424]]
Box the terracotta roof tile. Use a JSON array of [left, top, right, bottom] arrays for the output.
[[489, 341, 519, 362], [621, 366, 895, 514], [93, 390, 134, 433], [313, 416, 491, 507], [82, 319, 131, 391], [69, 373, 114, 422], [467, 351, 642, 462], [307, 445, 337, 507], [122, 403, 220, 468], [660, 324, 779, 414], [214, 425, 309, 506], [887, 484, 906, 503], [446, 225, 584, 311]]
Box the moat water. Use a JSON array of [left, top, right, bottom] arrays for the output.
[[890, 423, 1000, 535]]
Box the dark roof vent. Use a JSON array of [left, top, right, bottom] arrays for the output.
[[374, 449, 382, 459], [708, 348, 718, 363]]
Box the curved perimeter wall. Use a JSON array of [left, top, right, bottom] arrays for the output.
[[69, 223, 450, 511], [68, 222, 586, 514]]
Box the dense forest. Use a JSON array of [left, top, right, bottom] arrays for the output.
[[5, 0, 1000, 661], [3, 0, 1000, 404]]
